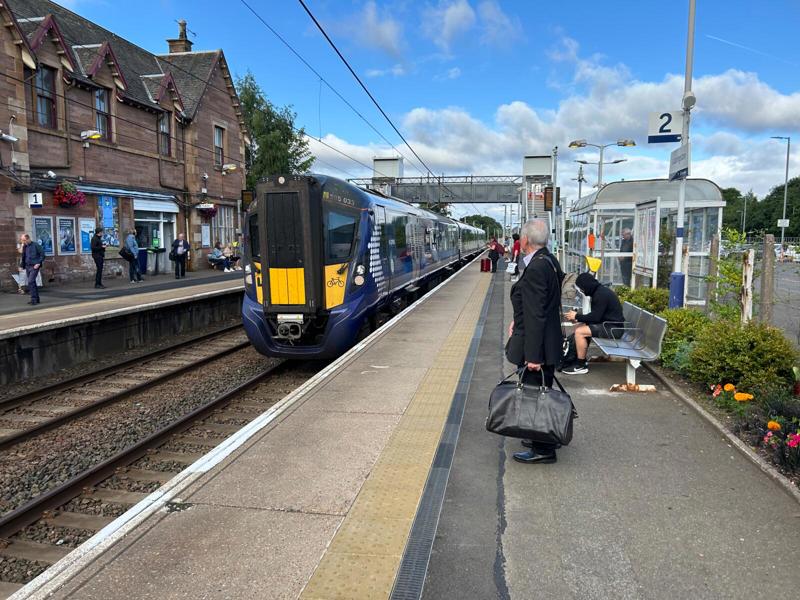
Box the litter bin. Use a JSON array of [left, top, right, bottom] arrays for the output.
[[137, 249, 147, 274], [148, 247, 166, 276]]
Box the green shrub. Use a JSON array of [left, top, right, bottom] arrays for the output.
[[665, 340, 694, 375], [687, 320, 798, 390], [615, 286, 670, 313], [658, 308, 711, 365]]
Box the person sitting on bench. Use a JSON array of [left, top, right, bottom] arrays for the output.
[[562, 272, 625, 375], [209, 242, 233, 272]]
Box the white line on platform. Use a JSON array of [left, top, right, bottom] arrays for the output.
[[12, 254, 484, 600]]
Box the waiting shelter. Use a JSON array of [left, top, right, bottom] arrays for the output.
[[566, 178, 725, 305]]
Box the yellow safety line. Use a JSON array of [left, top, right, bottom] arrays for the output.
[[300, 272, 491, 599]]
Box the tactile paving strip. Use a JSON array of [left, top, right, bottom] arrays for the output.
[[300, 269, 491, 600]]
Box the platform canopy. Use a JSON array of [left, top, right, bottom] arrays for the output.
[[570, 178, 724, 215], [348, 175, 524, 204]]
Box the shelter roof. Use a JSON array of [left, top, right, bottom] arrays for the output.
[[571, 178, 725, 214]]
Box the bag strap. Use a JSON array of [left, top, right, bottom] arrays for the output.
[[552, 374, 567, 394], [535, 253, 567, 338]]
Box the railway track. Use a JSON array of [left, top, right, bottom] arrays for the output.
[[0, 324, 249, 451], [0, 357, 316, 597]]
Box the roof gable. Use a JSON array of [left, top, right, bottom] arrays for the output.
[[84, 41, 128, 91], [27, 13, 75, 72], [1, 4, 37, 69]]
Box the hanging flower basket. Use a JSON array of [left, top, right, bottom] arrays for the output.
[[53, 181, 86, 208], [197, 203, 217, 219]]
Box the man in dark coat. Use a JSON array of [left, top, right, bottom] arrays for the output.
[[618, 227, 633, 285], [90, 228, 106, 288], [19, 233, 44, 305], [564, 272, 625, 375], [506, 219, 565, 464]]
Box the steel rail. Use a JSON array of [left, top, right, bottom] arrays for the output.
[[0, 361, 286, 539]]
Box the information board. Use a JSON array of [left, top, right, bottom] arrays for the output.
[[633, 198, 660, 285]]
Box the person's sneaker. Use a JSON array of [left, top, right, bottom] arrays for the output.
[[130, 280, 136, 284], [561, 363, 589, 375], [224, 268, 232, 273]]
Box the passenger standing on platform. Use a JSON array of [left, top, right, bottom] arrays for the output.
[[619, 228, 633, 286], [506, 219, 564, 464], [125, 229, 143, 283], [19, 234, 44, 305], [90, 228, 106, 289], [510, 233, 522, 279], [488, 238, 500, 273], [172, 233, 191, 279]]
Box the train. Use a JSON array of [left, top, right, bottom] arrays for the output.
[[241, 174, 487, 359]]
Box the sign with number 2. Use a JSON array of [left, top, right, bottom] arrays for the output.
[[648, 111, 683, 143]]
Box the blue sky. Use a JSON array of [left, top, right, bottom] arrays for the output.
[[57, 0, 798, 220]]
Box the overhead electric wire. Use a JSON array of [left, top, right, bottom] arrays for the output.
[[238, 0, 426, 177]]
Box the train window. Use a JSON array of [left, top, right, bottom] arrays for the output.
[[325, 209, 357, 264], [248, 215, 260, 257]]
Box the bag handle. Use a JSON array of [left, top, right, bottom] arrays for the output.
[[498, 366, 567, 394]]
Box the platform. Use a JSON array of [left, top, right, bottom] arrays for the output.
[[0, 270, 242, 338], [13, 263, 800, 600]]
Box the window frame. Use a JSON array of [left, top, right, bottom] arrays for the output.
[[94, 88, 111, 140], [213, 125, 225, 166], [33, 66, 57, 129], [158, 112, 171, 156], [323, 207, 359, 265]]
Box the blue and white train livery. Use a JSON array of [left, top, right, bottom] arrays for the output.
[[241, 174, 486, 359]]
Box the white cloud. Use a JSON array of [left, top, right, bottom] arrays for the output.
[[365, 64, 406, 78], [477, 1, 522, 47], [423, 0, 476, 52], [309, 34, 799, 203], [434, 66, 462, 81], [349, 1, 404, 58]]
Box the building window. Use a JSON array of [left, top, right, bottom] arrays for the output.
[[211, 205, 235, 246], [95, 89, 110, 140], [158, 112, 171, 156], [34, 66, 57, 128], [214, 125, 224, 166]]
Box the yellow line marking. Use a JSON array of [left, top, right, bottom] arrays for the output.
[[300, 271, 491, 599]]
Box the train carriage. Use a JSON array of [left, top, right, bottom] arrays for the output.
[[242, 174, 485, 359]]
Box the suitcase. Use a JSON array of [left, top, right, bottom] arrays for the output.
[[480, 258, 490, 272]]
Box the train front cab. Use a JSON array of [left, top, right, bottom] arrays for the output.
[[243, 176, 366, 358]]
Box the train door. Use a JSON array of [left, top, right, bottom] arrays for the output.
[[375, 206, 392, 292]]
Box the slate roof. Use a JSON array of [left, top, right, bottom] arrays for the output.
[[8, 0, 226, 118]]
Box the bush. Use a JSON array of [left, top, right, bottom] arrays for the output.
[[615, 286, 670, 313], [658, 308, 711, 366], [687, 319, 799, 390]]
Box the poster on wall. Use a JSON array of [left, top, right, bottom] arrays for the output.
[[201, 224, 211, 248], [633, 199, 660, 283], [33, 216, 54, 256], [79, 218, 95, 254], [97, 195, 120, 248], [57, 217, 76, 255]]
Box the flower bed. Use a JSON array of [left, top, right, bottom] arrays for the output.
[[656, 307, 800, 487]]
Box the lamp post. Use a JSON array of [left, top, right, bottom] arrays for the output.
[[567, 139, 635, 186], [772, 136, 791, 261], [572, 164, 587, 198]]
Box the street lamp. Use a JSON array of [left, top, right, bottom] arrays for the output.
[[772, 136, 791, 260], [567, 139, 635, 186], [80, 130, 102, 141]]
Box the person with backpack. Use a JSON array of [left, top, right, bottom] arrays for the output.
[[19, 233, 44, 305], [563, 272, 625, 375], [123, 229, 143, 283], [90, 228, 107, 289]]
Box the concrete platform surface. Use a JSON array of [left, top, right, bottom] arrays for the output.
[[0, 274, 242, 338], [19, 261, 490, 600]]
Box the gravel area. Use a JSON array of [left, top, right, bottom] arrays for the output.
[[0, 556, 48, 584], [0, 347, 279, 516], [161, 441, 215, 454], [17, 522, 93, 549], [133, 458, 185, 473], [99, 476, 161, 494], [62, 497, 128, 517], [0, 319, 241, 402]]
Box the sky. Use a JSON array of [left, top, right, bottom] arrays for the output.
[[52, 0, 799, 222]]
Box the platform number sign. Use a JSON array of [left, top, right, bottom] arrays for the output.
[[648, 111, 683, 143]]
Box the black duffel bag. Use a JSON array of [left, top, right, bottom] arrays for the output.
[[486, 368, 577, 446]]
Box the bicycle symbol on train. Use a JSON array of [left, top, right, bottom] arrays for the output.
[[327, 276, 345, 288]]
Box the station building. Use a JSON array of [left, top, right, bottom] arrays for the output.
[[0, 0, 247, 290]]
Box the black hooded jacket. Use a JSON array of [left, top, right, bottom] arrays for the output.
[[575, 273, 624, 326]]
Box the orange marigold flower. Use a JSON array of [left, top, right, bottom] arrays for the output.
[[767, 421, 781, 431], [734, 392, 751, 402], [723, 383, 735, 392]]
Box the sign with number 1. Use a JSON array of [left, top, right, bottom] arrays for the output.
[[648, 111, 683, 143]]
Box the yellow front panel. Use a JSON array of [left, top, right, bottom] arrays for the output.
[[324, 263, 348, 309], [269, 268, 305, 305], [253, 261, 264, 304]]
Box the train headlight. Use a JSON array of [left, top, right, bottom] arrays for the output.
[[354, 275, 365, 286], [355, 264, 366, 275], [244, 263, 254, 289]]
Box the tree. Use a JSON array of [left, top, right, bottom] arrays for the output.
[[236, 71, 314, 189], [462, 214, 503, 239]]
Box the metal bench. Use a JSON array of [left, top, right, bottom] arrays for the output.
[[592, 301, 668, 390]]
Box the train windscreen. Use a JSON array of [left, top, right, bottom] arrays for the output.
[[324, 209, 357, 264]]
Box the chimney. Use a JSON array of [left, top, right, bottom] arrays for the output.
[[167, 19, 193, 53]]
